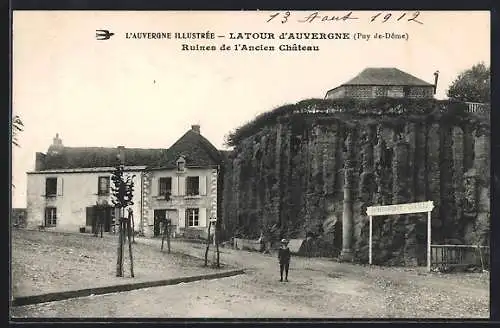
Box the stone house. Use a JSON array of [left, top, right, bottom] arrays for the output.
[[25, 125, 226, 238], [12, 208, 27, 227], [325, 67, 436, 100]]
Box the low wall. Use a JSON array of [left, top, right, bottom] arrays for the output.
[[233, 238, 262, 252]]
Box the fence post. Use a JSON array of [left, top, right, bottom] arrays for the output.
[[427, 211, 431, 272], [369, 216, 373, 265]]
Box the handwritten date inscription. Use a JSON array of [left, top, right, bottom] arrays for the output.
[[267, 11, 423, 25]]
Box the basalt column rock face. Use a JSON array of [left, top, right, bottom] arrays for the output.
[[469, 125, 490, 246], [426, 123, 442, 240], [222, 99, 490, 265], [353, 126, 376, 262]]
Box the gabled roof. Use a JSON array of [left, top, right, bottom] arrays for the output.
[[151, 130, 223, 169], [36, 127, 224, 171], [341, 67, 433, 87], [41, 147, 166, 170]]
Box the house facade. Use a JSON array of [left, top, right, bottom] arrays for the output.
[[12, 208, 27, 227], [25, 125, 225, 238], [325, 67, 435, 100]]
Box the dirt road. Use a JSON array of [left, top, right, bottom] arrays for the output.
[[11, 237, 489, 318]]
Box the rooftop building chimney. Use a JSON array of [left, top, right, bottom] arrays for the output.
[[191, 125, 201, 134], [433, 70, 440, 95], [117, 146, 125, 165]]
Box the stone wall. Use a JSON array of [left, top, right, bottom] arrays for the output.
[[222, 101, 490, 265]]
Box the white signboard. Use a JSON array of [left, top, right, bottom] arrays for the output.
[[366, 201, 434, 217]]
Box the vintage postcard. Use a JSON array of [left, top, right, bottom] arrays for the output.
[[11, 10, 490, 319]]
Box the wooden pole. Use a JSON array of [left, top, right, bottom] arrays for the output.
[[427, 211, 431, 272], [121, 218, 125, 275], [116, 216, 123, 277], [127, 218, 134, 277], [100, 211, 103, 238], [204, 221, 212, 267], [216, 221, 220, 268], [161, 220, 166, 251], [166, 221, 171, 253], [93, 208, 97, 237], [131, 212, 135, 243], [477, 245, 485, 271], [369, 215, 373, 265]]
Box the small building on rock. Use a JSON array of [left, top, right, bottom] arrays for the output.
[[325, 67, 436, 100]]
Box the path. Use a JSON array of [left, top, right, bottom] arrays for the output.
[[11, 237, 489, 318]]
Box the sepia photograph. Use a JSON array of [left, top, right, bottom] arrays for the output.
[[10, 10, 490, 319]]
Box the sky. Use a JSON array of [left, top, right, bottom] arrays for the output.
[[12, 10, 490, 208]]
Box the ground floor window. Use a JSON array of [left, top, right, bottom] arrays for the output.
[[186, 208, 199, 227], [45, 207, 57, 227]]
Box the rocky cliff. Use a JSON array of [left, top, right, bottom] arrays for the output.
[[222, 98, 490, 265]]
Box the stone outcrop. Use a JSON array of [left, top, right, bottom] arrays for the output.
[[222, 99, 490, 265]]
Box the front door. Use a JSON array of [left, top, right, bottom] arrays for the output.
[[86, 207, 95, 231], [103, 207, 112, 232], [87, 206, 113, 233], [154, 210, 167, 237]]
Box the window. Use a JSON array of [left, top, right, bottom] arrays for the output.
[[159, 177, 172, 197], [177, 157, 186, 172], [186, 176, 199, 196], [186, 208, 199, 227], [45, 207, 57, 226], [98, 176, 110, 195], [375, 86, 388, 97], [45, 178, 57, 196]]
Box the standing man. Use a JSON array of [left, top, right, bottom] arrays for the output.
[[278, 239, 291, 282]]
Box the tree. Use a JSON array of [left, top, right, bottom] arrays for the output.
[[447, 62, 490, 103], [12, 115, 24, 148], [111, 162, 135, 277], [12, 115, 24, 188]]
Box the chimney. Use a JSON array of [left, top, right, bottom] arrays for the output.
[[433, 70, 440, 95], [117, 146, 125, 165], [35, 152, 46, 171], [191, 125, 201, 134]]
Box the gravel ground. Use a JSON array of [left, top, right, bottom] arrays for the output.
[[11, 230, 228, 298], [11, 237, 489, 318]]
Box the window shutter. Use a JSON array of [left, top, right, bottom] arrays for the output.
[[172, 177, 179, 196], [57, 178, 64, 196], [106, 177, 111, 194], [199, 176, 207, 196], [199, 207, 207, 227], [178, 176, 186, 196], [86, 207, 94, 226], [178, 208, 186, 227], [151, 177, 158, 196]]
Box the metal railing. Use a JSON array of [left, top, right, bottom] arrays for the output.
[[465, 102, 490, 114], [430, 244, 489, 269]]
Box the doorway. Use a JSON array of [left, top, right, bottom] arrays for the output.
[[154, 209, 167, 237], [86, 206, 112, 233]]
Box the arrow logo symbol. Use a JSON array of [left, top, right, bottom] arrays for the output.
[[96, 29, 115, 41]]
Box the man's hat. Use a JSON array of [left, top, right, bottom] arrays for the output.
[[281, 239, 288, 244]]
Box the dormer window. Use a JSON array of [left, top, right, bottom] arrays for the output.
[[176, 156, 186, 172]]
